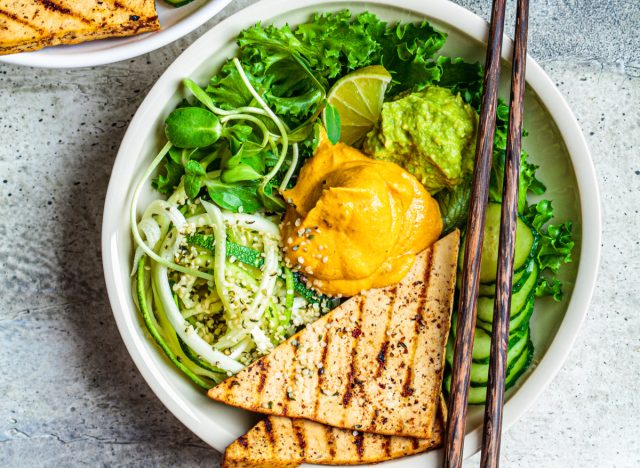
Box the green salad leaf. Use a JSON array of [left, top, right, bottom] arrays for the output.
[[152, 147, 184, 195], [436, 178, 471, 233], [535, 276, 564, 301], [324, 103, 341, 144], [165, 107, 222, 149], [436, 57, 484, 109]]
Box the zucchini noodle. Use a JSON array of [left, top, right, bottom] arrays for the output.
[[153, 255, 244, 374], [130, 142, 213, 281], [201, 200, 235, 315]]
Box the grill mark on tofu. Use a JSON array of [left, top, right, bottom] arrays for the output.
[[341, 296, 364, 408], [353, 430, 365, 458], [36, 0, 93, 25], [326, 425, 336, 458], [0, 9, 46, 34], [374, 286, 397, 378], [401, 367, 414, 397], [313, 324, 331, 418], [382, 435, 392, 458], [256, 359, 269, 395], [283, 342, 299, 416], [401, 250, 433, 399], [264, 417, 276, 446], [107, 0, 145, 19], [292, 419, 306, 456]]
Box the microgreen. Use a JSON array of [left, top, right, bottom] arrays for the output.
[[324, 103, 341, 145], [165, 107, 222, 149]]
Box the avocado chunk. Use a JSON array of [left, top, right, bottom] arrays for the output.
[[363, 86, 478, 194]]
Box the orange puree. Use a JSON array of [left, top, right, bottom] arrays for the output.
[[281, 132, 442, 297]]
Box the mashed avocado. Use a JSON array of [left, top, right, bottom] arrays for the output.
[[363, 86, 478, 194]]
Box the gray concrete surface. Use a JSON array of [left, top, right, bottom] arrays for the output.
[[1, 0, 638, 466]]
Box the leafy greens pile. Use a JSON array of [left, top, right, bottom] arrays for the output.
[[153, 10, 573, 303]]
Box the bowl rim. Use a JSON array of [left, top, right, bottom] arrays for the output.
[[0, 0, 234, 69], [102, 0, 601, 462]]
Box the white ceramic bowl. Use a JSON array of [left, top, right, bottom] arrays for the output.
[[102, 0, 601, 464], [0, 0, 233, 68]]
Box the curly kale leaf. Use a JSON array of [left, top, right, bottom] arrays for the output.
[[536, 276, 564, 302], [436, 57, 484, 109]]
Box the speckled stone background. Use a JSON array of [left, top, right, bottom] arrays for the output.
[[0, 0, 638, 466]]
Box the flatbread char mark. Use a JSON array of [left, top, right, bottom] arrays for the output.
[[0, 0, 159, 55]]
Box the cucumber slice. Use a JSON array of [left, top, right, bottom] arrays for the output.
[[505, 340, 535, 390], [476, 294, 535, 336], [443, 371, 490, 405], [477, 258, 535, 297], [459, 203, 536, 283], [449, 313, 526, 363], [470, 327, 529, 364], [469, 327, 529, 385], [444, 335, 535, 405], [476, 263, 539, 324]]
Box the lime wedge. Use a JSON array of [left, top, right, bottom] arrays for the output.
[[325, 65, 392, 145]]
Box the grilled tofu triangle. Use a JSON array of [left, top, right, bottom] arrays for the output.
[[208, 230, 459, 439], [222, 402, 446, 468], [0, 0, 159, 55]]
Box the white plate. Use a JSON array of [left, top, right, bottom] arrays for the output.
[[0, 0, 233, 68], [102, 0, 601, 464]]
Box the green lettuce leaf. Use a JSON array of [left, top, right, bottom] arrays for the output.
[[436, 179, 470, 233]]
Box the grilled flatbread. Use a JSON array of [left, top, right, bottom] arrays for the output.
[[0, 0, 159, 55], [222, 403, 446, 468], [208, 230, 459, 439]]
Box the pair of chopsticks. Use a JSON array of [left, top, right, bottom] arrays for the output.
[[444, 0, 530, 466]]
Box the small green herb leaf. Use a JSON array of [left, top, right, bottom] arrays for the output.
[[185, 160, 206, 176], [183, 79, 217, 113], [324, 103, 341, 144], [206, 181, 262, 213], [184, 174, 203, 199], [165, 107, 222, 149], [222, 164, 263, 183]]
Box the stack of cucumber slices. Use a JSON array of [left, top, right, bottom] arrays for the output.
[[445, 202, 538, 404]]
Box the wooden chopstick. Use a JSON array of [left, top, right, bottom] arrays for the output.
[[480, 0, 530, 466], [443, 0, 507, 466], [444, 0, 532, 466]]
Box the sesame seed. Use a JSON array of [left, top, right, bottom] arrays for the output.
[[297, 256, 305, 264]]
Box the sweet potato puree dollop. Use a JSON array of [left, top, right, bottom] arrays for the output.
[[281, 133, 442, 297]]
